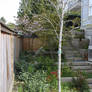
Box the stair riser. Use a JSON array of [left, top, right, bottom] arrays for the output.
[[87, 79, 92, 84], [72, 66, 92, 70], [74, 70, 92, 73], [65, 56, 82, 59], [66, 59, 83, 61], [63, 51, 79, 54], [62, 78, 92, 84], [89, 84, 92, 89], [72, 62, 89, 66]]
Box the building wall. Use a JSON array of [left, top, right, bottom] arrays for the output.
[[0, 24, 22, 92], [81, 0, 92, 61], [67, 0, 81, 11], [81, 0, 92, 29]]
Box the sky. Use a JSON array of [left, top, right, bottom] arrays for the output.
[[0, 0, 20, 23]]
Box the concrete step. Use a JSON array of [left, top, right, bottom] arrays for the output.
[[65, 54, 74, 57], [73, 70, 92, 73], [63, 48, 73, 50], [89, 84, 92, 89], [90, 89, 92, 92], [71, 62, 89, 66], [87, 79, 92, 84], [66, 57, 83, 61], [72, 66, 92, 70], [63, 51, 80, 54], [65, 56, 82, 59], [62, 78, 92, 83], [61, 77, 72, 82], [65, 53, 81, 56], [66, 58, 83, 62]]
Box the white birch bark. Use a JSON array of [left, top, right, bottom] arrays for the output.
[[58, 0, 65, 92]]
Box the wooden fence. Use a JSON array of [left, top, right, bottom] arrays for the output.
[[23, 38, 42, 51], [0, 23, 22, 92], [0, 23, 44, 92]]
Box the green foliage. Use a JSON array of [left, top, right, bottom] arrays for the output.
[[17, 0, 60, 33], [7, 22, 16, 29], [64, 12, 81, 32], [62, 64, 75, 77], [15, 52, 58, 91], [82, 71, 92, 78], [70, 71, 90, 92], [18, 85, 23, 92], [72, 17, 81, 27], [0, 17, 6, 24], [17, 0, 60, 55], [62, 83, 77, 92], [15, 52, 89, 92], [43, 35, 58, 51], [18, 71, 50, 92]]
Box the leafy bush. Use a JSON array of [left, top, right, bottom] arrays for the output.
[[18, 85, 23, 92], [47, 71, 58, 90], [62, 64, 75, 77], [18, 71, 50, 92], [62, 83, 77, 92], [15, 52, 58, 92], [70, 71, 90, 92]]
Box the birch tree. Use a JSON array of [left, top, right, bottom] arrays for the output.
[[17, 0, 69, 92], [58, 1, 67, 92], [58, 1, 64, 92]]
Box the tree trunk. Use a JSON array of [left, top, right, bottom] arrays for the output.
[[58, 1, 64, 92]]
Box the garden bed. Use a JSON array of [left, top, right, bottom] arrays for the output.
[[14, 51, 90, 92]]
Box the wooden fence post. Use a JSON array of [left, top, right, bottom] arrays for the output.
[[0, 23, 2, 92]]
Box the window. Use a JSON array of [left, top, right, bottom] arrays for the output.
[[89, 0, 92, 16]]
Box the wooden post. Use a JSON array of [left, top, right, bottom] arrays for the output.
[[0, 24, 2, 92]]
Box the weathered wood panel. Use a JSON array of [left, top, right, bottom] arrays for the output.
[[0, 32, 22, 92], [14, 37, 22, 61], [23, 38, 42, 51]]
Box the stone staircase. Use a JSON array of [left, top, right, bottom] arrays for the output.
[[71, 62, 92, 73], [71, 62, 92, 91], [63, 40, 84, 62], [62, 34, 92, 91], [87, 79, 92, 92]]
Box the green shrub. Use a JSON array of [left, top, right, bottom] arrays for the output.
[[70, 71, 90, 92], [18, 85, 23, 92], [15, 52, 58, 91], [18, 71, 50, 92], [62, 83, 77, 92], [62, 64, 75, 77]]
